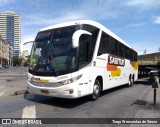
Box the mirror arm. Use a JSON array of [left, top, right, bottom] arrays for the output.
[[72, 30, 92, 48]]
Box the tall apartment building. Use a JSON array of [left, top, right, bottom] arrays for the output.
[[0, 11, 21, 57]]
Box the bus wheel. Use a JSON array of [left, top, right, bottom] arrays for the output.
[[132, 75, 135, 84], [128, 75, 132, 87], [89, 80, 101, 101]]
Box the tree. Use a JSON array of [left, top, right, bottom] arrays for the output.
[[12, 56, 23, 66], [19, 57, 23, 65], [23, 59, 29, 67]]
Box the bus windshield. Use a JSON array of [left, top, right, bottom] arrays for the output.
[[29, 26, 79, 76], [29, 24, 99, 76]]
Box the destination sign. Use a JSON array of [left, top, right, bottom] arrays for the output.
[[36, 31, 52, 40]]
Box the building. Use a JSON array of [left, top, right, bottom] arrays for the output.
[[0, 11, 21, 57], [138, 52, 160, 65], [0, 34, 12, 66], [9, 43, 13, 66]]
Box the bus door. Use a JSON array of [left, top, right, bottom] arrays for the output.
[[77, 35, 92, 96]]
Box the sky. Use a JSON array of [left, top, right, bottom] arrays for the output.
[[0, 0, 160, 55]]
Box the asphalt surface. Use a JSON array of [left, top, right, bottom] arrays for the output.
[[0, 67, 160, 127]]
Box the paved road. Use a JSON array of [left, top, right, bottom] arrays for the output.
[[0, 68, 159, 127], [0, 67, 27, 98]]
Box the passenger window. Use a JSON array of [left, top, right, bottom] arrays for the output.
[[125, 47, 130, 60], [134, 52, 138, 61], [98, 32, 110, 56], [115, 40, 119, 56], [130, 50, 134, 61], [119, 43, 125, 58], [110, 38, 116, 55]]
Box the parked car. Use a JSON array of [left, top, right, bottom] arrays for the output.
[[148, 70, 160, 76]]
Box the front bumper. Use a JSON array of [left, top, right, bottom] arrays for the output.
[[27, 81, 79, 99]]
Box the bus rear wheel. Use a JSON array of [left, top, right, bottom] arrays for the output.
[[89, 80, 101, 101], [128, 75, 132, 87]]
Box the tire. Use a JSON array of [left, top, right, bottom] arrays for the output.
[[128, 75, 132, 87], [132, 75, 135, 84], [89, 80, 101, 101]]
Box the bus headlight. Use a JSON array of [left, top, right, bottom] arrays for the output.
[[58, 74, 82, 85]]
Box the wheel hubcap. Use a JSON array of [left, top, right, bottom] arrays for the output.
[[93, 85, 99, 95]]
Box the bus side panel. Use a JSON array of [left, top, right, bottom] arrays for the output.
[[77, 67, 92, 97], [90, 66, 105, 92], [90, 57, 106, 91]]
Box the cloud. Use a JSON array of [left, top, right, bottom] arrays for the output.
[[0, 0, 14, 6], [22, 0, 121, 27], [23, 12, 86, 26], [153, 16, 160, 24], [79, 0, 119, 20], [125, 22, 148, 28], [125, 0, 160, 9]]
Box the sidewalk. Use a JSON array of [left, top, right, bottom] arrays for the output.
[[134, 78, 160, 118], [133, 84, 160, 117], [118, 78, 160, 127]]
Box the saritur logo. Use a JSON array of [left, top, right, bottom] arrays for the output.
[[108, 55, 125, 66]]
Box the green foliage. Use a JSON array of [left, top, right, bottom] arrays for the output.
[[12, 56, 23, 66], [23, 60, 29, 67]]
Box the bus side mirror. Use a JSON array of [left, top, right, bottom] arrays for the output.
[[23, 40, 34, 55], [72, 30, 92, 48]]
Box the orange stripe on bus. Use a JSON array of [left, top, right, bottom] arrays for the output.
[[107, 64, 117, 71], [132, 62, 136, 67], [132, 62, 138, 70]]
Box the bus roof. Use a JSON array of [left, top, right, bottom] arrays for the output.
[[40, 20, 131, 48]]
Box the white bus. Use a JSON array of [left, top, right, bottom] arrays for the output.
[[27, 20, 138, 101]]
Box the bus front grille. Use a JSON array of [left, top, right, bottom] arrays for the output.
[[31, 82, 60, 87]]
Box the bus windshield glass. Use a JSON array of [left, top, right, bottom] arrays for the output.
[[29, 24, 99, 76], [29, 25, 80, 76]]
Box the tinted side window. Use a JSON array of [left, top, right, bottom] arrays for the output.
[[98, 32, 110, 55], [110, 38, 119, 56], [82, 24, 99, 55], [125, 46, 130, 60], [130, 50, 134, 61], [78, 24, 99, 69], [134, 52, 138, 61], [119, 43, 125, 58], [110, 37, 116, 55], [115, 40, 119, 56]]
